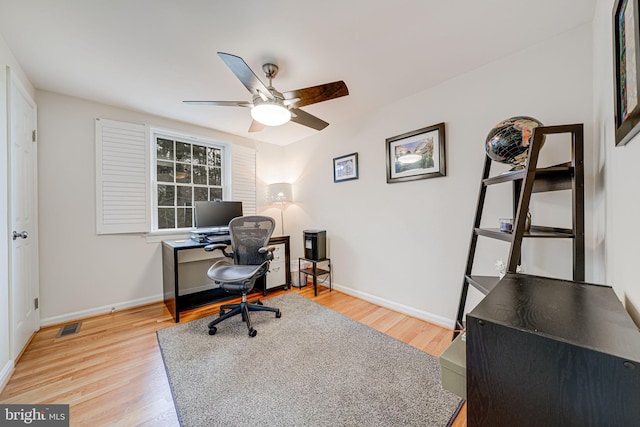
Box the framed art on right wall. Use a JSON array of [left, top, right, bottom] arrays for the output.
[[614, 0, 640, 146]]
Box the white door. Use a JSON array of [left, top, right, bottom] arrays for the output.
[[9, 69, 39, 360]]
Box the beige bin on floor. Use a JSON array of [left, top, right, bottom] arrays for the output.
[[439, 333, 466, 399]]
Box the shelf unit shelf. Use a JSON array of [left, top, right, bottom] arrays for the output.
[[300, 267, 331, 276], [474, 227, 575, 241], [298, 257, 332, 297], [466, 275, 501, 295], [482, 163, 574, 193], [454, 123, 585, 338]]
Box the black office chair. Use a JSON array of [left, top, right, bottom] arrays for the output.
[[204, 215, 281, 337]]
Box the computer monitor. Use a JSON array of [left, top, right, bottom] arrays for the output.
[[194, 201, 243, 233]]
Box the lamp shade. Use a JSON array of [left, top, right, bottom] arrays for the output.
[[251, 102, 291, 126], [268, 182, 293, 204]]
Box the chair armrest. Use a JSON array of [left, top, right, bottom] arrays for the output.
[[204, 244, 233, 258], [258, 245, 276, 261]]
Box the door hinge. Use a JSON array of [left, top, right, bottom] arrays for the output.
[[34, 297, 39, 310], [32, 130, 37, 142]]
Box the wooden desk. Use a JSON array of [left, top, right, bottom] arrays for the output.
[[162, 235, 290, 322]]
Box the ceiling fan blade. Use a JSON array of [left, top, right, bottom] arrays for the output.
[[183, 100, 252, 107], [217, 52, 274, 101], [283, 81, 348, 108], [290, 108, 329, 131], [248, 120, 265, 133]]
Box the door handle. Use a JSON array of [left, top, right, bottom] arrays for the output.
[[12, 230, 28, 240]]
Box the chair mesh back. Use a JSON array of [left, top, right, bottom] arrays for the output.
[[228, 216, 275, 265]]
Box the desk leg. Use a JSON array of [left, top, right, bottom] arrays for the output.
[[313, 261, 318, 296]]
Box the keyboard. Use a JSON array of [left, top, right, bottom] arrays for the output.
[[205, 234, 230, 243]]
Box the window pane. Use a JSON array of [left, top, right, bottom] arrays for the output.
[[194, 187, 208, 201], [176, 142, 191, 163], [157, 184, 175, 206], [157, 208, 175, 229], [157, 138, 174, 161], [155, 135, 227, 232], [157, 161, 174, 183], [193, 165, 207, 185], [207, 147, 221, 167], [177, 186, 192, 206], [193, 145, 206, 165], [208, 167, 222, 186], [177, 208, 193, 228], [176, 164, 191, 183], [210, 187, 223, 201]]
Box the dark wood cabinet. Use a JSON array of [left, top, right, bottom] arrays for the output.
[[466, 273, 640, 427]]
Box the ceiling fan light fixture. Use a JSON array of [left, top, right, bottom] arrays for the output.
[[251, 102, 291, 126]]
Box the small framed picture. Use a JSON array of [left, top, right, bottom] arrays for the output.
[[386, 122, 446, 183], [333, 152, 359, 183]]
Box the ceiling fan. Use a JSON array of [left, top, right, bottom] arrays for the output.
[[184, 52, 349, 132]]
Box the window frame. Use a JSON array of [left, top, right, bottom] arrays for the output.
[[150, 128, 231, 233]]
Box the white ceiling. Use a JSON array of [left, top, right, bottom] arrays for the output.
[[0, 0, 595, 146]]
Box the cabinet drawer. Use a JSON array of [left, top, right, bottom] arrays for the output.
[[177, 247, 225, 264], [270, 243, 286, 263], [267, 262, 286, 289]]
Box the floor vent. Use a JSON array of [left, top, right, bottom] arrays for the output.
[[56, 321, 82, 338]]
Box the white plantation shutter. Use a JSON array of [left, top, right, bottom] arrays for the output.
[[231, 145, 256, 215], [95, 118, 150, 234]]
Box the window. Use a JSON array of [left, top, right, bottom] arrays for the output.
[[96, 119, 255, 235], [153, 133, 228, 230]]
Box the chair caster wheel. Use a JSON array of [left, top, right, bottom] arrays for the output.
[[248, 328, 257, 337], [275, 310, 282, 318], [256, 300, 264, 306], [209, 327, 217, 335]]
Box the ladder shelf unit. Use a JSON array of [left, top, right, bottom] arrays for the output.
[[454, 123, 585, 337]]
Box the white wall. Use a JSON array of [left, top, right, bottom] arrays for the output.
[[593, 0, 640, 325], [35, 90, 284, 324], [0, 35, 36, 388], [283, 24, 595, 327]]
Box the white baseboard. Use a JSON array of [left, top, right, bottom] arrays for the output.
[[0, 359, 14, 394], [40, 294, 165, 327], [38, 282, 456, 330], [329, 281, 456, 329]]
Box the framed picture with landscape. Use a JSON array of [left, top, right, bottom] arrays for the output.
[[385, 122, 446, 183], [333, 152, 359, 182], [614, 0, 640, 146]]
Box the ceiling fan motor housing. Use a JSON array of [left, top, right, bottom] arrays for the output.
[[262, 63, 279, 80]]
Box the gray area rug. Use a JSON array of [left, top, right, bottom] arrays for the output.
[[157, 293, 463, 426]]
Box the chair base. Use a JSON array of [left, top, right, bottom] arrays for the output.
[[208, 297, 281, 337]]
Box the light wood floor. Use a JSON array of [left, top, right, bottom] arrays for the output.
[[0, 285, 466, 426]]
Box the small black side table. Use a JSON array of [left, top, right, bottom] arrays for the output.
[[298, 257, 332, 296]]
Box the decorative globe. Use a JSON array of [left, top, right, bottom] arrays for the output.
[[485, 116, 544, 167]]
